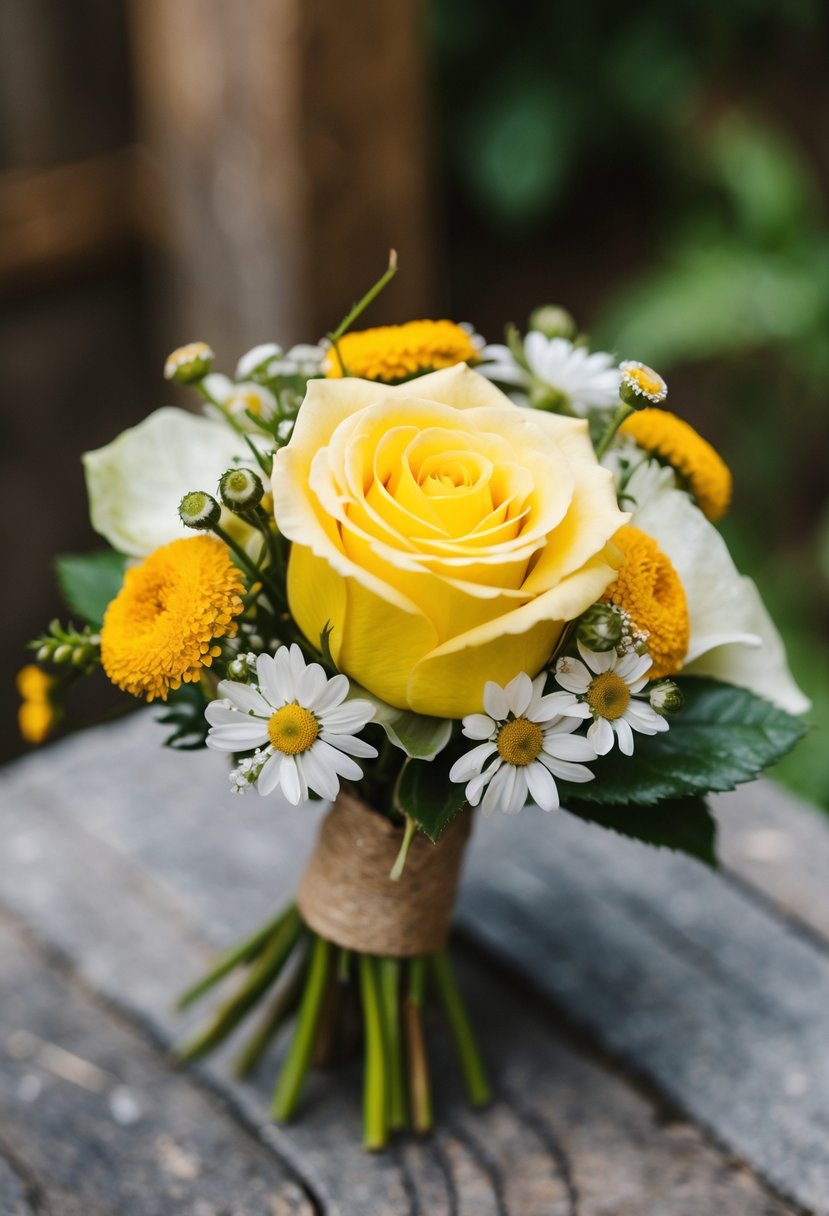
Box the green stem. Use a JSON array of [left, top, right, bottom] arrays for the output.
[[429, 950, 491, 1107], [404, 957, 432, 1134], [594, 400, 634, 460], [379, 959, 407, 1130], [233, 945, 309, 1077], [327, 250, 399, 348], [359, 953, 389, 1150], [389, 814, 417, 882], [176, 905, 295, 1010], [271, 934, 331, 1122], [176, 909, 302, 1062]]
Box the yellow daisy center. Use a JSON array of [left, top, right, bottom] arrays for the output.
[[324, 320, 479, 383], [586, 672, 631, 720], [624, 365, 665, 398], [267, 704, 319, 755], [496, 717, 543, 766], [100, 536, 244, 702], [620, 408, 732, 522], [603, 525, 690, 680]]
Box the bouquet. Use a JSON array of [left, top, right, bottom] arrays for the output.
[[23, 254, 808, 1149]]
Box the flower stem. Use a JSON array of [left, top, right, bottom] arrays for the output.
[[176, 905, 295, 1010], [176, 909, 302, 1062], [233, 944, 309, 1078], [378, 959, 407, 1130], [359, 953, 389, 1150], [429, 950, 491, 1107], [404, 957, 432, 1134], [271, 934, 331, 1122], [327, 249, 398, 349], [594, 401, 634, 460], [389, 814, 417, 882]]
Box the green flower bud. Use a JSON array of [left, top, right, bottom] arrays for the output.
[[179, 490, 221, 530], [218, 467, 264, 512], [576, 603, 624, 652], [52, 644, 72, 663], [619, 360, 667, 410], [649, 680, 683, 717], [528, 304, 577, 341], [164, 342, 214, 384]]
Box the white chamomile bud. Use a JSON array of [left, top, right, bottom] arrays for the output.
[[218, 467, 264, 512], [528, 304, 576, 341], [619, 360, 667, 409], [164, 342, 214, 384], [179, 490, 221, 530], [649, 680, 684, 717], [52, 644, 71, 663]]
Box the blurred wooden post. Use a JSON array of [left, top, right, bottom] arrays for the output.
[[128, 0, 435, 358]]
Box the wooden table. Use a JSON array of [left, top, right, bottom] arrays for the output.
[[1, 711, 828, 1214]]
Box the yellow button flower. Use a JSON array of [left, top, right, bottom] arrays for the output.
[[324, 320, 480, 383], [272, 365, 628, 717]]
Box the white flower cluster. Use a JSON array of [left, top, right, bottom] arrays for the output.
[[449, 641, 669, 817]]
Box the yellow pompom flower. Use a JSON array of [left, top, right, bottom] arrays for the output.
[[101, 536, 245, 702], [620, 408, 732, 522], [324, 320, 480, 383], [602, 525, 690, 679], [17, 665, 55, 744]]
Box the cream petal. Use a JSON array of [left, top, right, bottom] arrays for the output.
[[83, 407, 250, 556], [629, 462, 809, 714], [613, 717, 635, 756]]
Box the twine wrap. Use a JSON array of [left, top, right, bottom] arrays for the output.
[[297, 792, 472, 957]]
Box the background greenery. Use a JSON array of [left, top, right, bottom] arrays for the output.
[[431, 0, 829, 807]]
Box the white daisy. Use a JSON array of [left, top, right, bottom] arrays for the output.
[[449, 672, 596, 817], [479, 331, 621, 415], [266, 343, 327, 378], [235, 343, 283, 379], [205, 644, 377, 805], [554, 641, 669, 757], [202, 373, 278, 430]]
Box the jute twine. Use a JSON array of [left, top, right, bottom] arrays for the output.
[[296, 792, 472, 957]]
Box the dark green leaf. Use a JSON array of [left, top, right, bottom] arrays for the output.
[[563, 795, 718, 868], [557, 678, 807, 807], [394, 751, 467, 843], [155, 683, 210, 750], [55, 550, 127, 628]]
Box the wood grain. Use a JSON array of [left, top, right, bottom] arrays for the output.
[[0, 712, 815, 1212]]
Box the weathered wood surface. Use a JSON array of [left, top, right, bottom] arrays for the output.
[[0, 712, 826, 1213]]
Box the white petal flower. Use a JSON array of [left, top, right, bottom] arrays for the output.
[[266, 344, 327, 378], [82, 407, 250, 556], [204, 376, 278, 429], [205, 644, 378, 805], [449, 672, 595, 816], [236, 343, 283, 379], [624, 461, 810, 714], [554, 641, 669, 757], [479, 333, 621, 415]]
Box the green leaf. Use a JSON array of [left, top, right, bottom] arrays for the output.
[[563, 796, 717, 868], [155, 683, 210, 750], [394, 752, 467, 843], [347, 685, 452, 760], [55, 550, 127, 628], [558, 678, 807, 807]]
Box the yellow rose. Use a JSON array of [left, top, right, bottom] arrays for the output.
[[272, 365, 627, 717]]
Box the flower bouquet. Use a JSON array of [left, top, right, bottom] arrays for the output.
[[24, 254, 808, 1149]]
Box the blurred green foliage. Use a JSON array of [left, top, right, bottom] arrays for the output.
[[431, 0, 829, 807]]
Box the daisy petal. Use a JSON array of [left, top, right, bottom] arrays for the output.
[[586, 717, 614, 755], [462, 713, 496, 740], [613, 717, 635, 756], [216, 681, 272, 715], [526, 761, 560, 812]]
